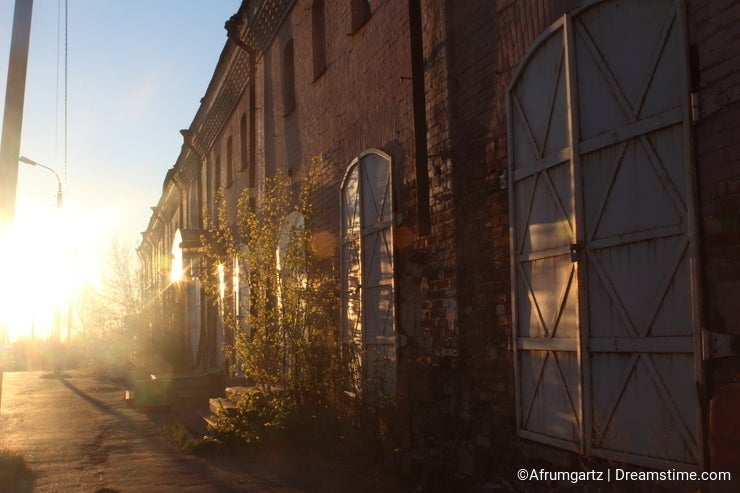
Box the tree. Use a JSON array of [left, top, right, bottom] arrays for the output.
[[76, 236, 142, 370]]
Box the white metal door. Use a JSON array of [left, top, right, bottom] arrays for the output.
[[509, 20, 582, 451], [509, 0, 701, 469], [341, 150, 396, 395], [575, 0, 701, 468]]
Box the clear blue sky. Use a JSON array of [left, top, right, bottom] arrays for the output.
[[0, 1, 240, 340], [1, 0, 241, 246]]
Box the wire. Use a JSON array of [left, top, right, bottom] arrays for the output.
[[54, 0, 69, 186], [55, 0, 61, 164], [64, 0, 68, 185]]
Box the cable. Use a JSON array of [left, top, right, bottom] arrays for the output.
[[55, 0, 61, 162], [64, 0, 68, 185]]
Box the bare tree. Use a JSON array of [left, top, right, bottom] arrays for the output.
[[76, 236, 142, 370]]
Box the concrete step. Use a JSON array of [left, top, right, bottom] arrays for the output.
[[203, 386, 275, 430], [203, 386, 257, 429], [225, 385, 254, 401], [168, 375, 223, 400], [209, 397, 237, 417], [201, 411, 218, 430], [127, 373, 224, 410]]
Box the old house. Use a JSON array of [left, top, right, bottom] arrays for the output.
[[139, 0, 740, 487]]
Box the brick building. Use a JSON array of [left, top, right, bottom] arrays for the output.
[[139, 0, 740, 487]]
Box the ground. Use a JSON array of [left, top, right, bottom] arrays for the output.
[[0, 371, 410, 493]]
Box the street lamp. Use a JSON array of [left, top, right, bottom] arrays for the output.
[[19, 156, 63, 207], [18, 155, 64, 357]]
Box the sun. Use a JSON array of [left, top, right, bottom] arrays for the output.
[[0, 203, 105, 343]]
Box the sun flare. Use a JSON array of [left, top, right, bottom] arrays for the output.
[[0, 202, 110, 343]]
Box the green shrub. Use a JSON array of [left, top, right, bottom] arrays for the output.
[[162, 422, 218, 454], [201, 160, 390, 452], [209, 390, 295, 448]]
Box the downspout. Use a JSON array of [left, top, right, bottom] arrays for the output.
[[225, 14, 257, 189], [180, 129, 208, 371], [223, 14, 258, 378], [180, 129, 205, 229], [408, 0, 431, 237], [169, 173, 189, 371], [171, 173, 186, 228]]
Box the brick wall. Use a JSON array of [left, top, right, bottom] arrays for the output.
[[689, 0, 740, 372], [252, 0, 432, 464], [404, 0, 740, 484], [198, 0, 416, 236], [192, 0, 418, 373], [144, 0, 740, 485], [688, 0, 740, 476], [258, 0, 415, 240]]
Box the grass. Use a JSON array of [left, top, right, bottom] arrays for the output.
[[0, 449, 33, 487], [162, 422, 219, 455]]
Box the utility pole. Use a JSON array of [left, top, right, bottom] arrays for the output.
[[0, 0, 34, 226], [0, 0, 34, 412]]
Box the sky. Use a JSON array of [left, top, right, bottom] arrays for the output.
[[0, 0, 241, 340]]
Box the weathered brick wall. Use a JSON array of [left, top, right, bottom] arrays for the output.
[[402, 1, 583, 486], [153, 0, 740, 484], [687, 0, 740, 474], [405, 0, 740, 484], [252, 0, 428, 460], [397, 0, 460, 478], [197, 0, 417, 239], [688, 0, 740, 378], [205, 0, 416, 251], [257, 0, 415, 246]]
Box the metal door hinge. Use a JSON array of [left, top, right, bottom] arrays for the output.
[[397, 333, 408, 348], [690, 92, 701, 122], [702, 330, 740, 360]]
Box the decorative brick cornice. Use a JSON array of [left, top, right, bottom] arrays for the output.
[[239, 0, 296, 53], [142, 0, 296, 252], [195, 49, 250, 153], [205, 0, 295, 153]]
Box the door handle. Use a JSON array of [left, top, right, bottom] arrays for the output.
[[570, 242, 583, 263]]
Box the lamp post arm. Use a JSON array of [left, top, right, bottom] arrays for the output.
[[19, 155, 63, 206]]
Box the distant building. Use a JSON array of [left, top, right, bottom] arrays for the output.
[[139, 0, 740, 487]]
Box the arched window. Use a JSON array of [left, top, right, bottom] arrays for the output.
[[350, 0, 371, 34], [240, 113, 249, 172], [282, 40, 296, 115], [170, 229, 184, 283], [312, 0, 326, 79], [276, 211, 306, 308], [226, 136, 234, 187], [340, 149, 395, 396], [235, 246, 250, 337], [205, 154, 213, 217], [214, 153, 222, 192]]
